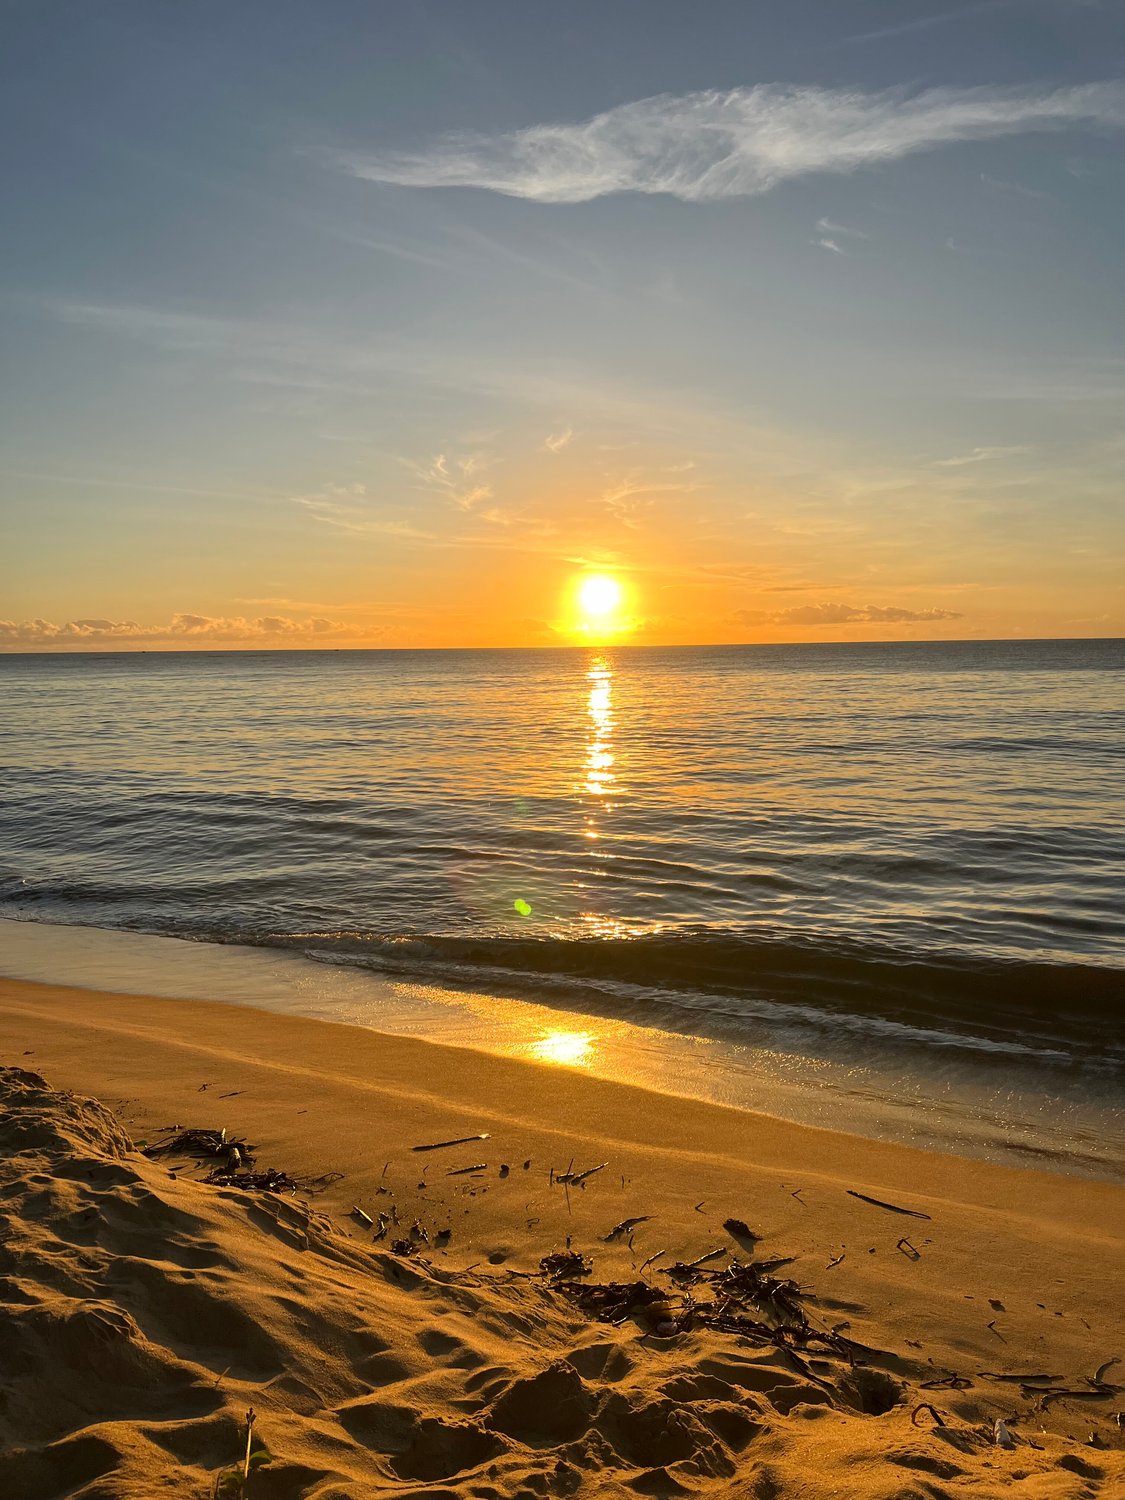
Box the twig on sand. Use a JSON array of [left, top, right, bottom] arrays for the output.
[[639, 1250, 667, 1275], [846, 1189, 931, 1220], [674, 1247, 727, 1272], [826, 1252, 846, 1270], [413, 1133, 490, 1152], [920, 1373, 972, 1391], [605, 1216, 652, 1241], [557, 1162, 607, 1186], [242, 1409, 256, 1483], [446, 1163, 488, 1176], [911, 1403, 946, 1428], [896, 1237, 921, 1260]]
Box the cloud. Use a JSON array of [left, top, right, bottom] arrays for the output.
[[935, 444, 1032, 466], [0, 614, 354, 647], [544, 428, 573, 452], [736, 603, 962, 626], [333, 81, 1125, 204], [978, 171, 1053, 201], [600, 471, 697, 528], [844, 0, 1017, 46], [816, 217, 868, 238], [812, 236, 845, 254], [402, 451, 495, 512]]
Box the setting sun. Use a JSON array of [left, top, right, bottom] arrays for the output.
[[578, 574, 622, 619]]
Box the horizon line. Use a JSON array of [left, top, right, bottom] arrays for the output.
[[1, 634, 1120, 658]]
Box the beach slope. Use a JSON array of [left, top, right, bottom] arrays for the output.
[[1, 977, 1122, 1498]]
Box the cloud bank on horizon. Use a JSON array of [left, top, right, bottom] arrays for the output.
[[336, 81, 1125, 203], [0, 614, 356, 647]]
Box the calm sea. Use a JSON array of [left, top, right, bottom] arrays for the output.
[[1, 640, 1122, 1082]]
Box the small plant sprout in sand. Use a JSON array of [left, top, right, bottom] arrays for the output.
[[213, 1408, 271, 1498]]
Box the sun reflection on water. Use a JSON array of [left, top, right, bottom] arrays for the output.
[[584, 658, 615, 801], [530, 1029, 597, 1067]]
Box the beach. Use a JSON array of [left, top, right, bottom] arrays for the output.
[[2, 975, 1122, 1499]]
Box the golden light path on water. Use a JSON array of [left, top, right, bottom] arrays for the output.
[[584, 655, 615, 809]]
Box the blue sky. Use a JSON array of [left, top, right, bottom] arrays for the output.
[[2, 0, 1123, 647]]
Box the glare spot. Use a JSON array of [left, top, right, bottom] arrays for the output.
[[514, 898, 533, 916], [531, 1030, 595, 1067]]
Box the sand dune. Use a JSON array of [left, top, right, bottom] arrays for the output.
[[1, 980, 1123, 1498]]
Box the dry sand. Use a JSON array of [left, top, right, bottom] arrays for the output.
[[1, 976, 1122, 1499]]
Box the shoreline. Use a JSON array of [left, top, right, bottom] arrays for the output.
[[2, 916, 1122, 1181], [1, 974, 1122, 1495]]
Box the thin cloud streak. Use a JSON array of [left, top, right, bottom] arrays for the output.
[[844, 0, 1019, 46], [333, 81, 1125, 204]]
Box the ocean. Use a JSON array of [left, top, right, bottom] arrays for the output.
[[2, 639, 1122, 1170]]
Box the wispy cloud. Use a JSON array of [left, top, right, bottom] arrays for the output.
[[816, 217, 869, 239], [812, 236, 845, 254], [600, 471, 697, 528], [935, 444, 1033, 466], [402, 451, 495, 512], [979, 171, 1053, 200], [332, 81, 1125, 204], [50, 298, 713, 429], [737, 603, 962, 626], [544, 428, 573, 453], [844, 0, 1018, 46]]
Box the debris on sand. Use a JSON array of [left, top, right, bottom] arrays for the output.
[[540, 1249, 593, 1280]]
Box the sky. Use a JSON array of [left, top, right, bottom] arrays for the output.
[[2, 0, 1123, 650]]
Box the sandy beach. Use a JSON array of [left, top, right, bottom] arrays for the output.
[[1, 975, 1122, 1499]]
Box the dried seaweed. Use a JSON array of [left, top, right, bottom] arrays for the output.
[[145, 1127, 254, 1165], [546, 1252, 858, 1362], [205, 1167, 300, 1193], [540, 1249, 593, 1279]]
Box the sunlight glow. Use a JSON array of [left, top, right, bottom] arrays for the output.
[[578, 574, 622, 619]]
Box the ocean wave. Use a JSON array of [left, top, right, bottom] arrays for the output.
[[240, 925, 1124, 1067]]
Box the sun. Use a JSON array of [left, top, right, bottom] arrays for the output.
[[577, 574, 622, 620]]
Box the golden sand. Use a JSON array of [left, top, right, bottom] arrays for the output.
[[1, 977, 1122, 1498]]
